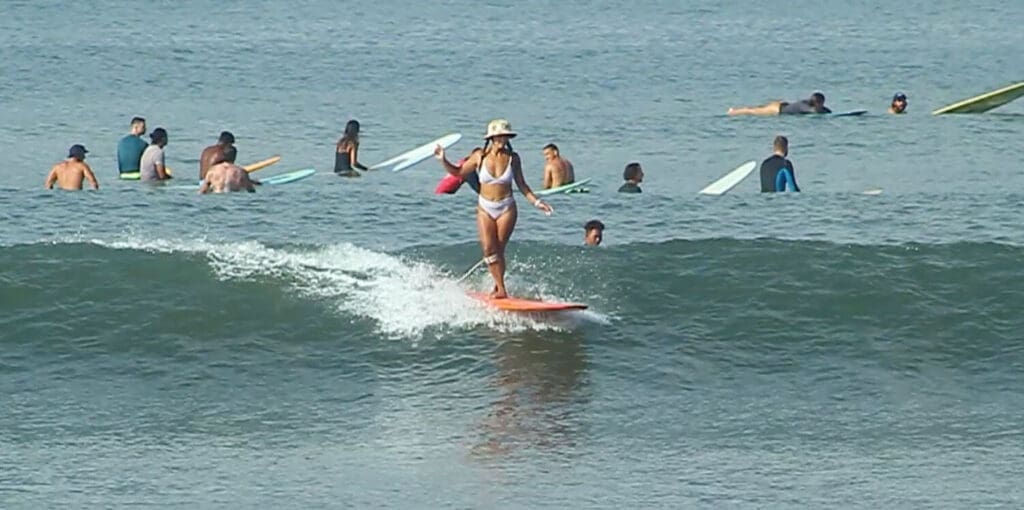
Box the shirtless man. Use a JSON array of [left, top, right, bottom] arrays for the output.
[[45, 144, 99, 191], [199, 146, 260, 194], [541, 143, 575, 189], [199, 131, 235, 180]]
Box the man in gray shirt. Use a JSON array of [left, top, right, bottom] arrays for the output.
[[139, 128, 171, 181]]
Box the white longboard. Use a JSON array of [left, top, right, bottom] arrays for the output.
[[368, 133, 462, 172], [699, 161, 757, 195]]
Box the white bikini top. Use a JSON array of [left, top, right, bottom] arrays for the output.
[[478, 154, 513, 186]]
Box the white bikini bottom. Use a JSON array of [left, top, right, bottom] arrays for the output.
[[477, 195, 515, 220]]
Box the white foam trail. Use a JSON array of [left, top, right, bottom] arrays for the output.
[[82, 236, 602, 339]]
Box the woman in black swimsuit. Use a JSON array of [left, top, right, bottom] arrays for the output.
[[335, 120, 368, 177]]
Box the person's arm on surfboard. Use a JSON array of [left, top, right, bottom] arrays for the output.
[[511, 153, 553, 215], [435, 146, 478, 178]]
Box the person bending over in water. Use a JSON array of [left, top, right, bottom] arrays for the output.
[[200, 131, 235, 180], [46, 144, 99, 191], [335, 120, 369, 177], [541, 143, 575, 189], [434, 119, 553, 299], [760, 136, 800, 192], [728, 92, 832, 116], [889, 92, 908, 114], [199, 146, 260, 194]]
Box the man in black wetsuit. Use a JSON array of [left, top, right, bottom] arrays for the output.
[[760, 136, 800, 192]]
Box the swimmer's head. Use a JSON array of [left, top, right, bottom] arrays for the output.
[[584, 219, 605, 246], [150, 127, 168, 146], [773, 135, 789, 156], [130, 116, 146, 135], [891, 92, 908, 113], [623, 162, 643, 183], [542, 143, 559, 161], [218, 131, 235, 145], [68, 144, 88, 161], [810, 92, 826, 107]]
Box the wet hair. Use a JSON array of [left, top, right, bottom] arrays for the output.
[[222, 145, 237, 163], [219, 131, 235, 144], [337, 120, 361, 151], [543, 143, 559, 152], [810, 92, 826, 106], [584, 220, 605, 232], [131, 116, 145, 126], [623, 162, 642, 181], [773, 135, 789, 153]]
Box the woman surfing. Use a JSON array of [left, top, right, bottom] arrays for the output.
[[434, 119, 552, 299]]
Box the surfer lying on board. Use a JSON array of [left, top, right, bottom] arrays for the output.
[[889, 92, 908, 114], [541, 143, 575, 189], [759, 136, 800, 192], [200, 131, 235, 180], [728, 92, 832, 116], [199, 146, 260, 194], [434, 119, 553, 299], [45, 144, 99, 191], [335, 120, 369, 177]]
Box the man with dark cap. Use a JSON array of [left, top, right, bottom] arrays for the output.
[[889, 92, 908, 114], [200, 131, 236, 180], [140, 128, 171, 181], [45, 144, 99, 190]]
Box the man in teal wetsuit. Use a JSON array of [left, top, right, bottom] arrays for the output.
[[116, 117, 147, 176]]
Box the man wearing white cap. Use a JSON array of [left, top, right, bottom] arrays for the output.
[[434, 119, 553, 299]]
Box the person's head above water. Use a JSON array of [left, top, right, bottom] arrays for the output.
[[809, 92, 826, 108], [150, 127, 168, 146], [218, 131, 235, 146], [344, 119, 360, 138], [542, 143, 559, 161], [623, 162, 644, 183], [891, 92, 908, 113], [773, 135, 789, 157], [584, 219, 605, 246], [68, 144, 88, 161], [130, 116, 146, 135]]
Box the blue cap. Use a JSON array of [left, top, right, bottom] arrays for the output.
[[893, 92, 907, 102], [68, 144, 88, 158]]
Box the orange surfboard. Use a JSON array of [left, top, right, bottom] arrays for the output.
[[244, 155, 281, 173], [468, 292, 587, 312]]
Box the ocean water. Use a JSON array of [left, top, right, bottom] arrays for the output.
[[2, 0, 1024, 508]]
